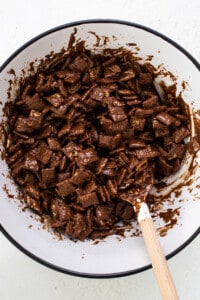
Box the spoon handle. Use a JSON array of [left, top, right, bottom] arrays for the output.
[[138, 203, 179, 300]]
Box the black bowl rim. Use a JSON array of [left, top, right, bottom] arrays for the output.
[[0, 18, 200, 279]]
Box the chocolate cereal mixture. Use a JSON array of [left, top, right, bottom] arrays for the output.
[[3, 46, 191, 241]]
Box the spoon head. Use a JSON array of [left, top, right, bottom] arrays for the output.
[[118, 184, 152, 207]]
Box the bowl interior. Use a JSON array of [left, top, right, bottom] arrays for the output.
[[0, 21, 200, 277]]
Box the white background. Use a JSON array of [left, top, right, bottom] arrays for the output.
[[0, 0, 200, 299]]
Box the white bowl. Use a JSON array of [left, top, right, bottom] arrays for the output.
[[0, 20, 200, 278]]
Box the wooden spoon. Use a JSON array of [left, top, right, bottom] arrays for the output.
[[119, 185, 179, 300]]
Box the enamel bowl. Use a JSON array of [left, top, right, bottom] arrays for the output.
[[0, 20, 200, 278]]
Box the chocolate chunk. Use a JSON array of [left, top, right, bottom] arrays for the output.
[[89, 66, 101, 81], [15, 116, 34, 133], [106, 179, 118, 195], [24, 156, 39, 171], [47, 137, 61, 150], [85, 180, 97, 193], [142, 96, 158, 108], [45, 93, 64, 108], [98, 185, 111, 202], [50, 151, 63, 168], [156, 112, 175, 126], [101, 168, 117, 177], [69, 56, 89, 72], [56, 70, 81, 84], [136, 145, 160, 159], [90, 87, 109, 101], [98, 135, 113, 149], [119, 69, 136, 81], [51, 199, 71, 222], [95, 205, 113, 226], [25, 184, 40, 200], [70, 213, 90, 240], [139, 72, 153, 86], [27, 110, 43, 130], [35, 73, 45, 91], [70, 169, 91, 186], [129, 139, 146, 149], [152, 119, 170, 137], [76, 148, 99, 166], [121, 204, 134, 220], [56, 179, 75, 198], [118, 89, 134, 96], [173, 126, 190, 143], [38, 142, 53, 165], [130, 117, 146, 131], [96, 157, 108, 174], [168, 143, 186, 159], [99, 116, 128, 134], [69, 123, 85, 136], [25, 93, 45, 111], [156, 157, 173, 177], [41, 168, 55, 184], [104, 64, 121, 78], [108, 105, 127, 122], [154, 127, 170, 138], [135, 108, 154, 118], [77, 192, 99, 208], [102, 56, 116, 67], [7, 149, 23, 166], [58, 79, 68, 97], [58, 124, 71, 138], [62, 142, 82, 160], [152, 119, 166, 129], [42, 75, 58, 92], [25, 194, 42, 214]]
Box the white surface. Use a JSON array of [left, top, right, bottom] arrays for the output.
[[1, 20, 200, 278], [0, 0, 199, 299]]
